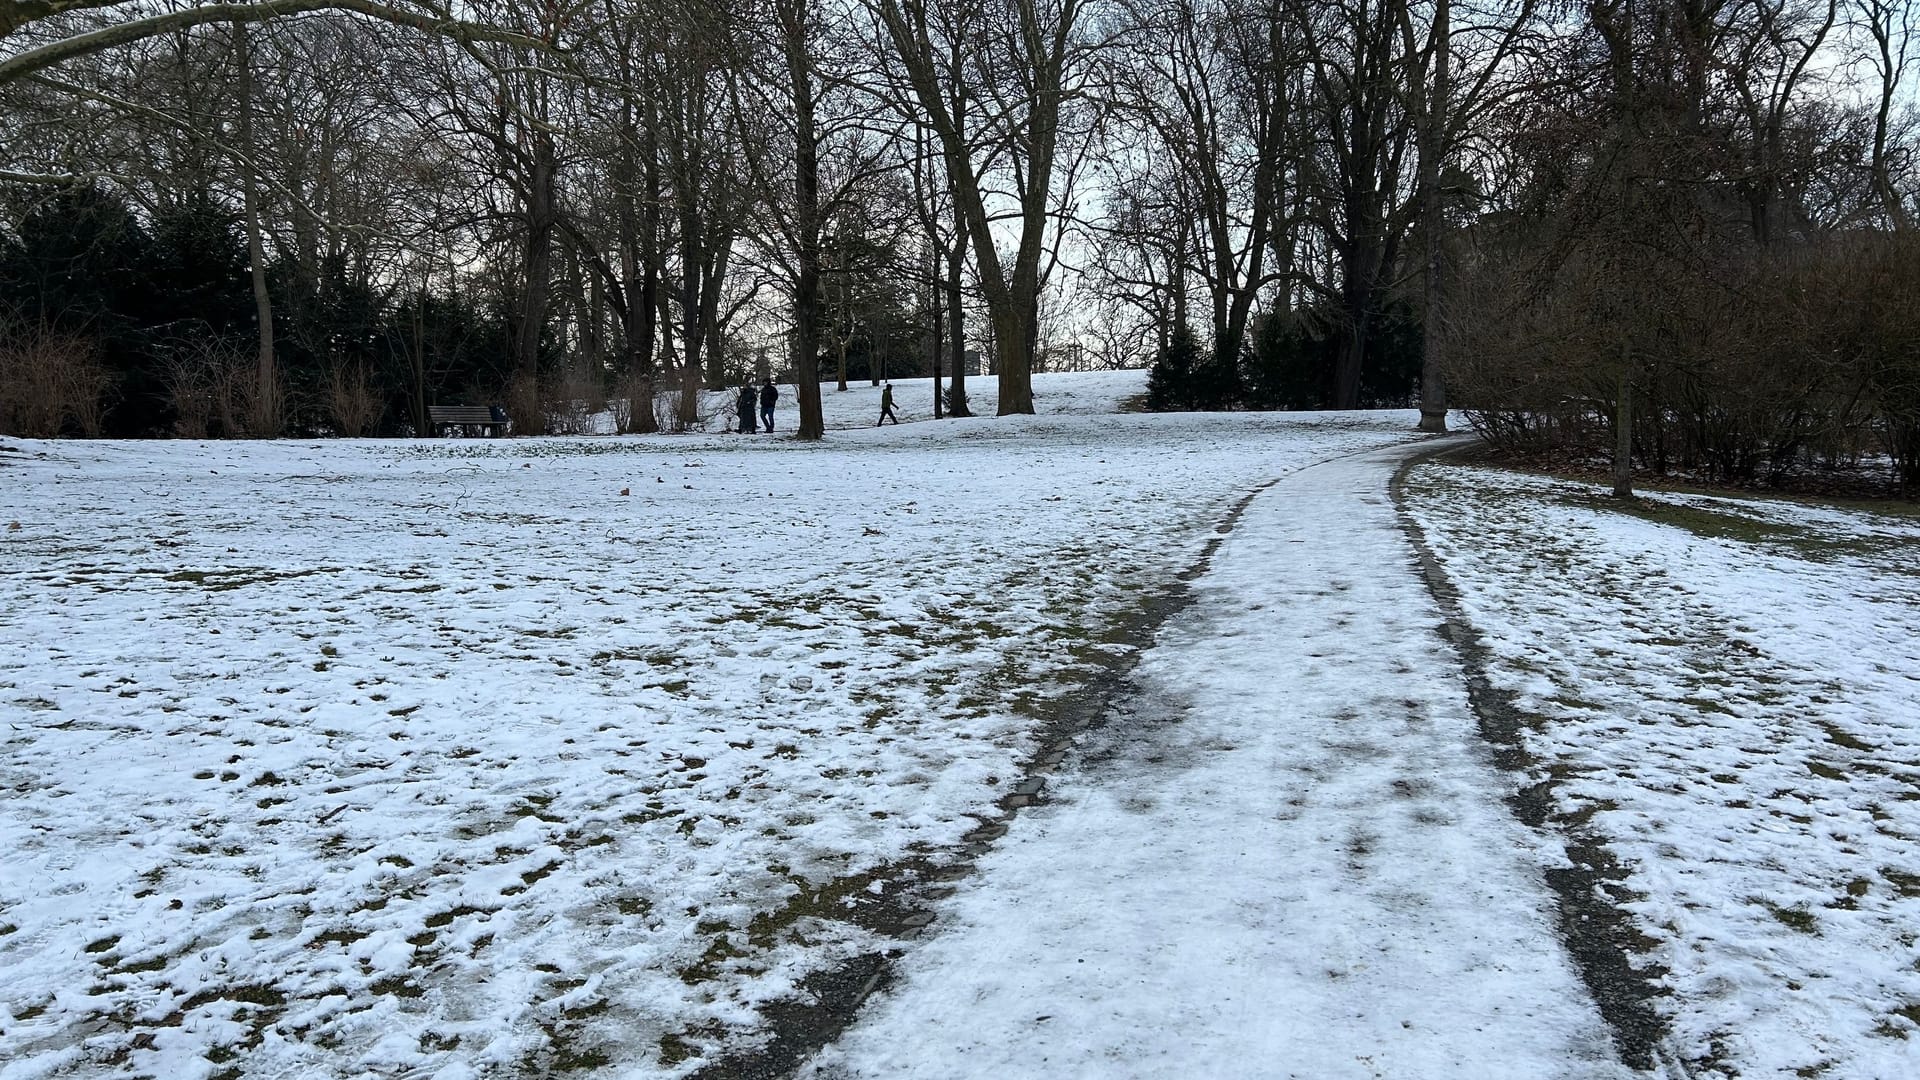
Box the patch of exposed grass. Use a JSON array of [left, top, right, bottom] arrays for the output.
[[1882, 868, 1920, 897], [161, 566, 337, 591], [1759, 900, 1821, 935], [677, 923, 750, 985], [308, 928, 368, 949], [424, 905, 487, 929], [113, 953, 171, 974], [506, 793, 564, 823], [519, 860, 562, 887], [1566, 493, 1805, 544], [369, 975, 424, 998], [181, 984, 286, 1011], [1820, 723, 1881, 752], [621, 803, 682, 825]]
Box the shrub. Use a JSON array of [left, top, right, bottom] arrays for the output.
[[0, 327, 112, 437]]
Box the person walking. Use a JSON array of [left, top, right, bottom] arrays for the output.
[[760, 379, 779, 432], [736, 384, 757, 434], [877, 380, 899, 426]]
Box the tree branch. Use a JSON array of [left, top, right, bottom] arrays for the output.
[[0, 0, 552, 87]]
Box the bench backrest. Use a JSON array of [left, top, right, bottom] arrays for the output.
[[428, 406, 499, 423]]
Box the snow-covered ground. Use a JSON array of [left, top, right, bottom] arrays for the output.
[[1, 371, 1439, 1079], [805, 444, 1627, 1080], [1403, 462, 1920, 1079], [13, 378, 1915, 1080]]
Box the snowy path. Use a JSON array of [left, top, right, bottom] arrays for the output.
[[805, 443, 1629, 1080]]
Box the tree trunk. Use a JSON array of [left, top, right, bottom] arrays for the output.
[[944, 63, 972, 419], [1335, 245, 1377, 409], [676, 199, 703, 430], [782, 1, 827, 440], [515, 128, 557, 435], [410, 283, 427, 437], [1416, 0, 1451, 433], [1612, 362, 1634, 498], [930, 241, 944, 419], [1869, 9, 1913, 232], [233, 22, 278, 437], [701, 230, 731, 388], [946, 206, 972, 418]]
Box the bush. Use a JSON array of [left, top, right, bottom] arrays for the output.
[[1445, 228, 1920, 493], [0, 327, 112, 437], [325, 360, 382, 437]]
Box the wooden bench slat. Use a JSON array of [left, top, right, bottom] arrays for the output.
[[428, 405, 507, 437]]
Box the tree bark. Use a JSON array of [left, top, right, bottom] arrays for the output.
[[233, 21, 278, 437], [1416, 0, 1451, 433], [1334, 238, 1381, 409], [515, 126, 556, 434], [1612, 362, 1634, 498], [781, 0, 827, 440], [946, 212, 970, 417]]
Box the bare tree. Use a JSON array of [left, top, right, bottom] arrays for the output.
[[230, 21, 279, 434], [1856, 0, 1917, 230], [871, 0, 1097, 414]]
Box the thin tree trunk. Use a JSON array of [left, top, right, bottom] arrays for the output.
[[411, 283, 427, 437], [676, 200, 702, 430], [945, 52, 971, 419], [930, 240, 943, 418], [829, 235, 849, 394], [1417, 0, 1451, 433], [234, 22, 277, 437], [946, 221, 969, 417], [1869, 9, 1913, 231], [1613, 361, 1634, 497]]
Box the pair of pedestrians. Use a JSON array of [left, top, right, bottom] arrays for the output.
[[737, 380, 778, 433]]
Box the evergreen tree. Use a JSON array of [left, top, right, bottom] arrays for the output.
[[1146, 323, 1201, 410], [1243, 312, 1331, 410], [1189, 335, 1243, 410], [142, 192, 252, 340]]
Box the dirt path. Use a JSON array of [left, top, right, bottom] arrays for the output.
[[796, 441, 1630, 1079]]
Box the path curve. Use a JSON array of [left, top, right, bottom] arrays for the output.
[[801, 440, 1631, 1080]]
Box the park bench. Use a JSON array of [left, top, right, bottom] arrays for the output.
[[428, 405, 508, 438]]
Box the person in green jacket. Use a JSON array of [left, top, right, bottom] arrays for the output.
[[877, 381, 899, 426]]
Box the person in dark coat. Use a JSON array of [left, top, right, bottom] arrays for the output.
[[736, 385, 757, 434], [760, 380, 779, 432], [877, 381, 899, 425]]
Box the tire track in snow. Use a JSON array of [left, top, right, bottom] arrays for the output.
[[1391, 442, 1691, 1078]]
